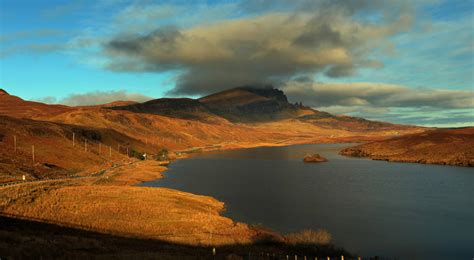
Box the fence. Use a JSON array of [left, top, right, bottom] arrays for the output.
[[1, 132, 150, 183]]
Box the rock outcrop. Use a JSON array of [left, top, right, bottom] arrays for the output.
[[303, 154, 328, 163]]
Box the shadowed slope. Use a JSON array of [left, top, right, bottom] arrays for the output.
[[0, 215, 350, 259], [109, 98, 222, 122]]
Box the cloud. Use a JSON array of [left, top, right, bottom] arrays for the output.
[[102, 1, 414, 95], [33, 90, 153, 106], [282, 81, 474, 109], [282, 81, 474, 127]]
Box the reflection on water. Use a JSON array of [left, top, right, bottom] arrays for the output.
[[142, 144, 474, 260]]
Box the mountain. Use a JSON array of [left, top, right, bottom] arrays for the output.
[[111, 86, 316, 123], [340, 127, 474, 166], [109, 86, 415, 132], [199, 86, 315, 122]]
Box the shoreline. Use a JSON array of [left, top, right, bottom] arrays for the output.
[[1, 138, 342, 247], [339, 128, 474, 168], [3, 135, 466, 250]]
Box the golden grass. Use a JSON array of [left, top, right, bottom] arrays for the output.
[[2, 185, 255, 245], [94, 160, 167, 186], [0, 160, 260, 246]]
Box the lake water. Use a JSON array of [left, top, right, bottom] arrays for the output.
[[141, 144, 474, 260]]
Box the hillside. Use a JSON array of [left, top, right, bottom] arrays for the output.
[[0, 90, 72, 118], [0, 87, 423, 152], [109, 98, 222, 122], [0, 87, 426, 183], [0, 115, 152, 183], [340, 127, 474, 167]]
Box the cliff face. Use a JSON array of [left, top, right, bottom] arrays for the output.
[[199, 86, 313, 122]]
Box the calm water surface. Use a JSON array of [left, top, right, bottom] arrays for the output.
[[142, 144, 474, 260]]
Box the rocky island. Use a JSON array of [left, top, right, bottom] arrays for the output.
[[303, 154, 328, 163]]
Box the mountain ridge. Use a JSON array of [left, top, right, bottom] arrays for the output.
[[111, 86, 317, 123]]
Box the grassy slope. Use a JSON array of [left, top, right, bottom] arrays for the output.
[[340, 127, 474, 166], [0, 115, 154, 183], [1, 160, 345, 259]]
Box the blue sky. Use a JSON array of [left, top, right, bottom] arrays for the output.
[[0, 0, 473, 126]]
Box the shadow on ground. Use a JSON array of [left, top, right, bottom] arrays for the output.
[[0, 215, 351, 259]]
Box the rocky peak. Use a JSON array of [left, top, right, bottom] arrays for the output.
[[236, 86, 288, 103]]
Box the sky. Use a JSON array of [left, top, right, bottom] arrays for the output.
[[0, 0, 473, 127]]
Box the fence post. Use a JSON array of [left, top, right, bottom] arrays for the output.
[[126, 147, 129, 157], [32, 145, 35, 162], [14, 135, 17, 152], [99, 143, 102, 153], [72, 132, 75, 147], [109, 146, 112, 157], [85, 139, 88, 152]]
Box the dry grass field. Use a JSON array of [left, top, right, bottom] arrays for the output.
[[1, 161, 257, 246], [0, 160, 351, 258], [340, 127, 474, 167]]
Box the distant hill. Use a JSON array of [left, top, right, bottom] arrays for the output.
[[340, 127, 474, 167], [109, 98, 217, 122], [0, 90, 72, 118]]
